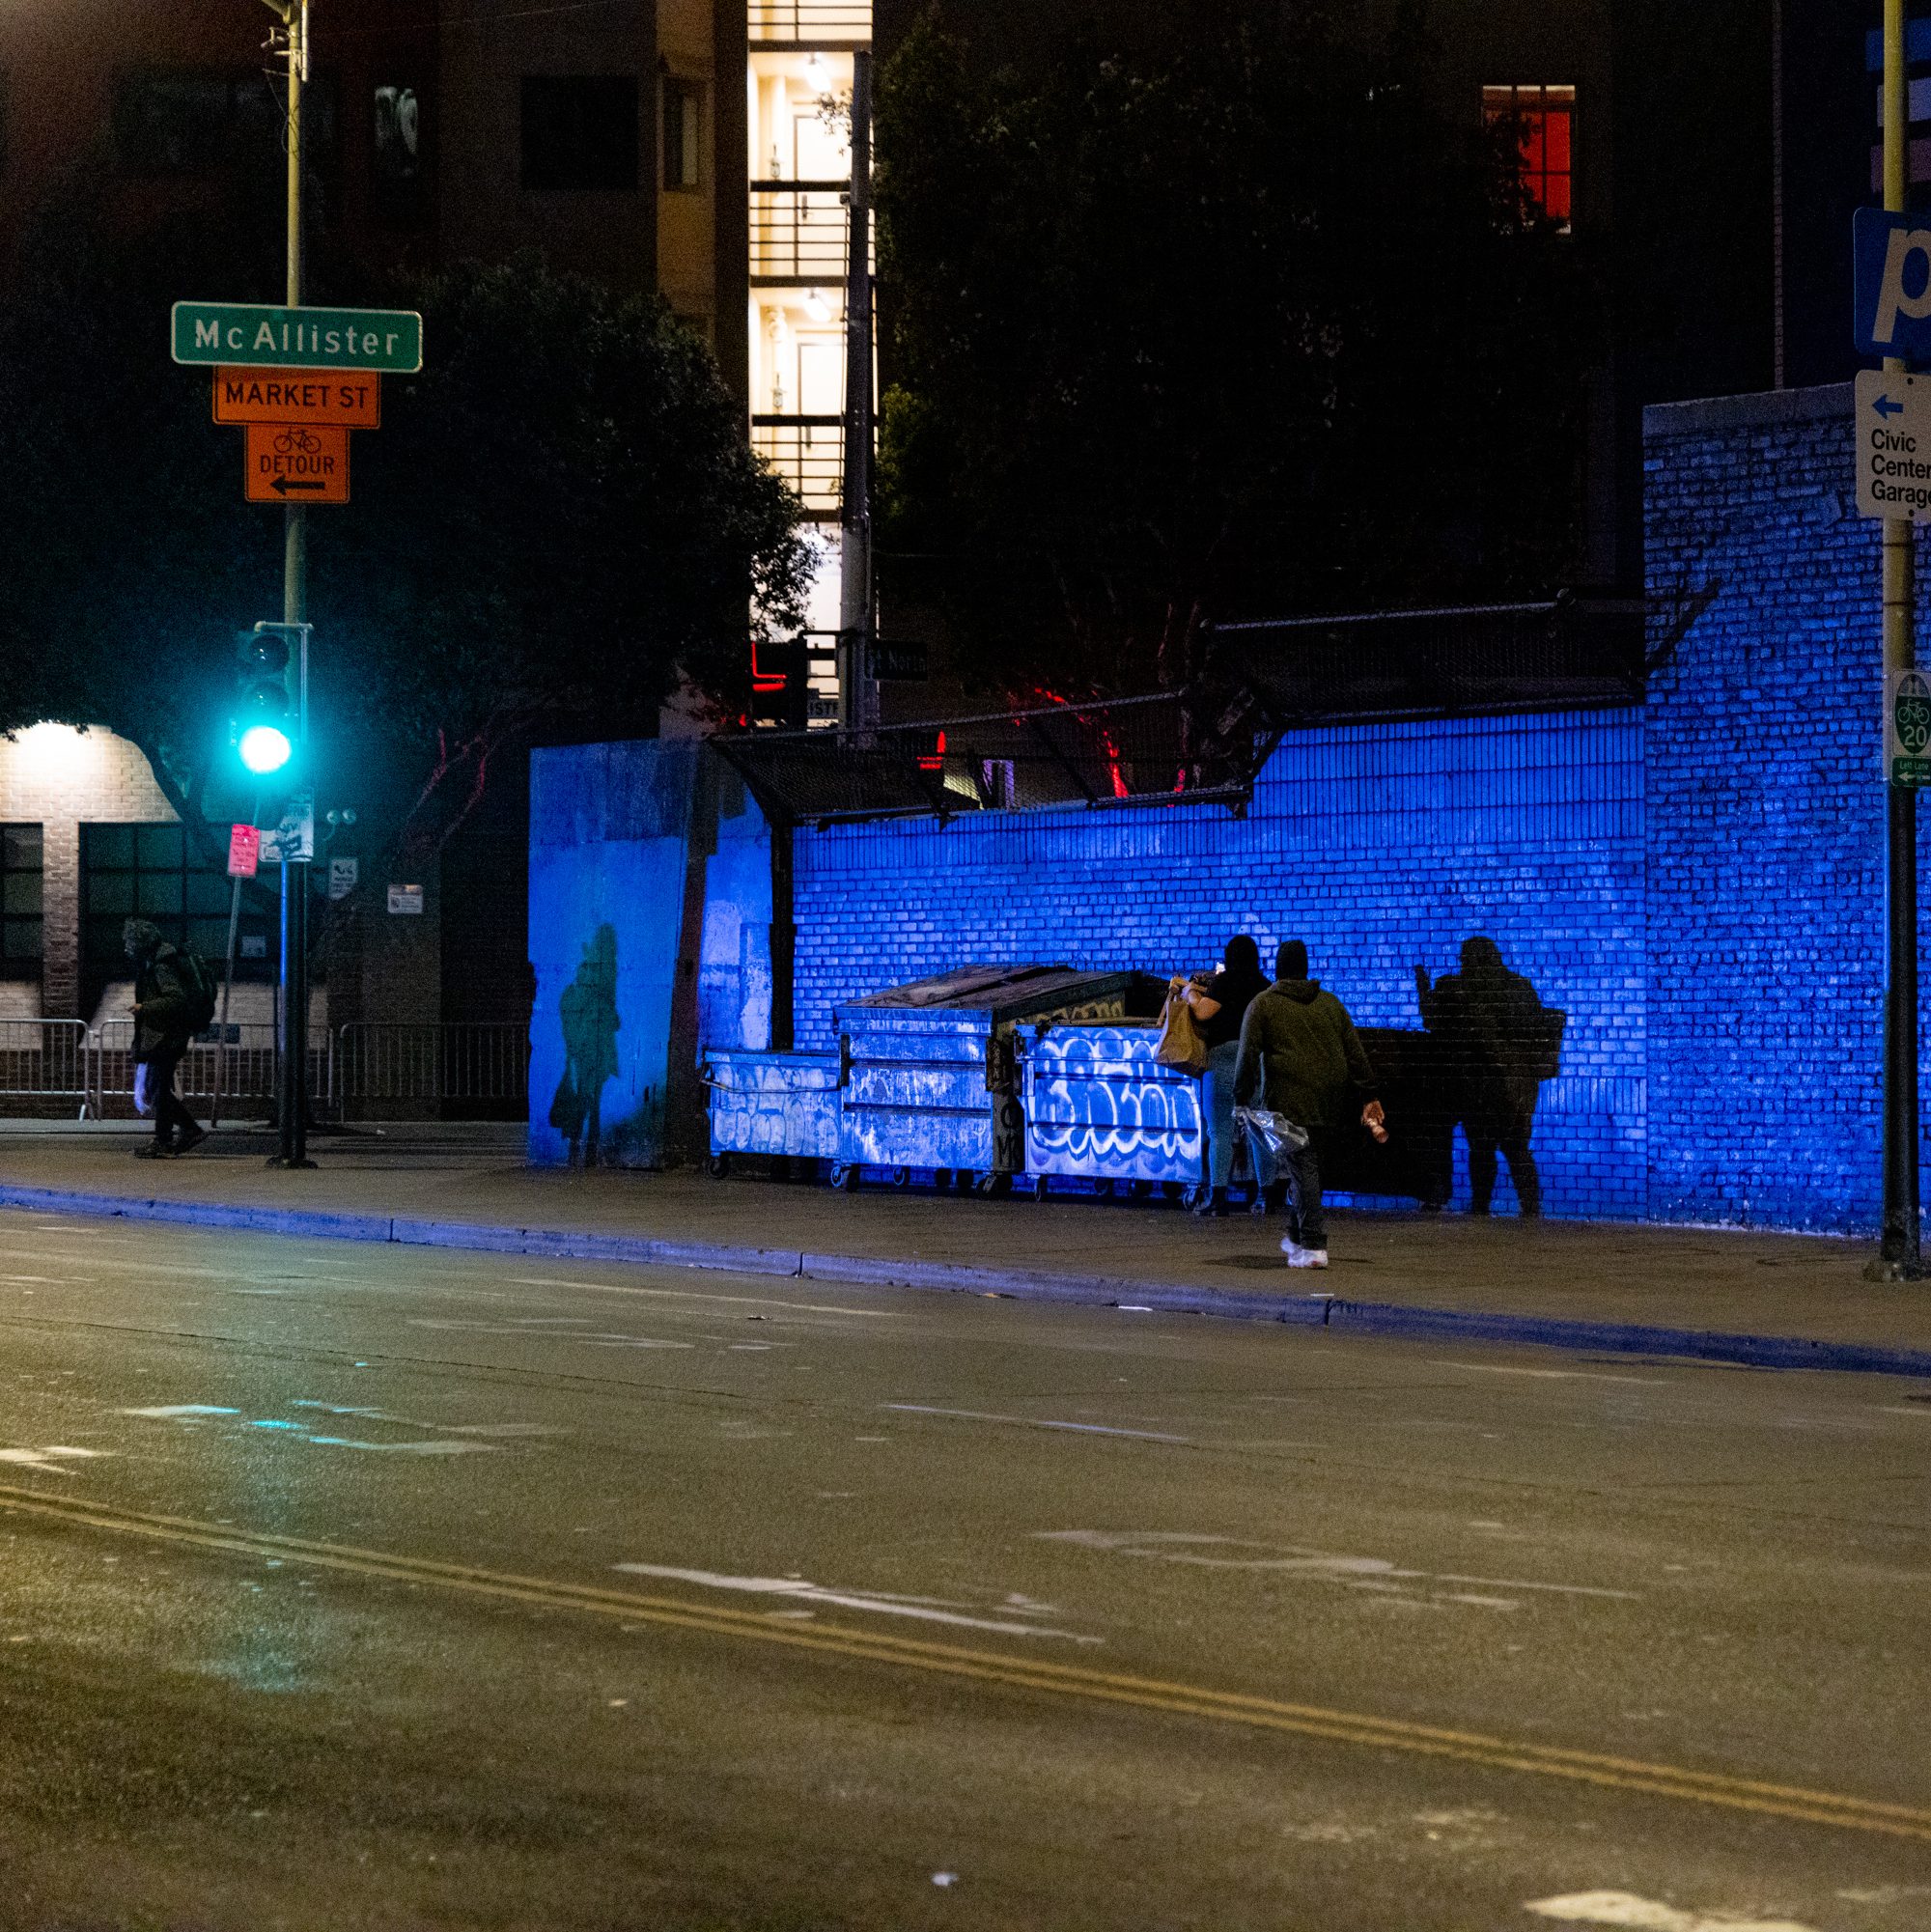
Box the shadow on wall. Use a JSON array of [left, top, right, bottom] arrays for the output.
[[1416, 936, 1565, 1218], [546, 924, 626, 1166]]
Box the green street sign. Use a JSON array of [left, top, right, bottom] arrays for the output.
[[172, 301, 423, 374], [1888, 669, 1931, 787]]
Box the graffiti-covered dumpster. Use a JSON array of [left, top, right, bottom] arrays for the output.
[[702, 1048, 842, 1175], [833, 966, 1157, 1192], [1022, 1021, 1207, 1200]]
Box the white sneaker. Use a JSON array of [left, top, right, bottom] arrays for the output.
[[1279, 1238, 1329, 1269]]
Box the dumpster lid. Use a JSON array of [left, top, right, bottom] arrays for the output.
[[838, 964, 1137, 1022]]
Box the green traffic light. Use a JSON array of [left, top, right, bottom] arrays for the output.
[[238, 723, 294, 774]]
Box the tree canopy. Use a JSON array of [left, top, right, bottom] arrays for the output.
[[0, 202, 805, 857], [874, 0, 1599, 702]]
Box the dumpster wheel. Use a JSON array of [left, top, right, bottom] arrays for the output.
[[708, 1154, 731, 1179], [889, 1165, 912, 1190], [1031, 1175, 1049, 1203], [975, 1172, 1013, 1198], [829, 1162, 858, 1191]]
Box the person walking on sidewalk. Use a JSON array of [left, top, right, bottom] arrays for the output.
[[124, 919, 210, 1159], [1183, 934, 1271, 1217], [1234, 939, 1385, 1269]]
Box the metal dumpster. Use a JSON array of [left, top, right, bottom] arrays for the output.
[[834, 966, 1156, 1192], [1022, 1021, 1207, 1200], [702, 1048, 842, 1175]]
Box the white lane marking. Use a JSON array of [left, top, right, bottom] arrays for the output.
[[1432, 1360, 1667, 1386], [288, 1401, 555, 1439], [1525, 1893, 1817, 1931], [1876, 1405, 1931, 1416], [883, 1405, 1189, 1443], [613, 1562, 1103, 1643], [509, 1275, 901, 1319], [300, 1437, 494, 1455], [0, 1445, 109, 1473], [122, 1405, 240, 1418], [0, 1274, 86, 1285], [1037, 1531, 1639, 1603], [407, 1318, 692, 1348]]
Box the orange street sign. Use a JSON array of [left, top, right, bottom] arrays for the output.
[[215, 367, 380, 429], [245, 423, 350, 503]]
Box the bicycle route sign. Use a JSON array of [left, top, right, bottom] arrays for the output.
[[1888, 667, 1931, 786], [245, 423, 350, 503], [172, 302, 422, 373]]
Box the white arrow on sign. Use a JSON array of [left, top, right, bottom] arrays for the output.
[[1855, 368, 1931, 520]]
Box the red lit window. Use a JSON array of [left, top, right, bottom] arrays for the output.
[[1483, 84, 1574, 229]]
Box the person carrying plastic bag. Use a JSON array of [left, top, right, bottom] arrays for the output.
[[1233, 939, 1385, 1269]]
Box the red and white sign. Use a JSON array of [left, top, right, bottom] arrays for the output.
[[227, 824, 260, 879]]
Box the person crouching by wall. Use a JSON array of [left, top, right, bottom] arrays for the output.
[[1183, 934, 1271, 1217], [124, 918, 208, 1160], [1234, 939, 1385, 1270]]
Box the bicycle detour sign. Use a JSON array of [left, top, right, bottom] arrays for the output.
[[174, 300, 422, 506]]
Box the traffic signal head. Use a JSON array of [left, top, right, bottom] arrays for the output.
[[234, 629, 294, 775]]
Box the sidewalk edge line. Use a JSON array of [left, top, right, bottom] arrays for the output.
[[0, 1186, 1923, 1378]]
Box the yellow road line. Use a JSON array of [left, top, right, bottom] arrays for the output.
[[1, 1480, 1925, 1845]]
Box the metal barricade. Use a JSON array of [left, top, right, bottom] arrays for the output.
[[333, 1022, 529, 1120], [90, 1020, 308, 1122], [0, 1019, 94, 1117]]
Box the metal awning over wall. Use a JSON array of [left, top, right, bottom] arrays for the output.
[[718, 597, 1656, 827]]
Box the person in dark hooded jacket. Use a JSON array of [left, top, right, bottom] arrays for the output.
[[1234, 939, 1385, 1268], [124, 919, 207, 1157]]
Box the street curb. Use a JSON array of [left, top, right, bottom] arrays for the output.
[[3, 1185, 1927, 1379]]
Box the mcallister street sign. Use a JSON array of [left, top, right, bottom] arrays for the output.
[[172, 301, 423, 374]]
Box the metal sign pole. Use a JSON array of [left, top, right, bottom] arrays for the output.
[[270, 0, 316, 1168], [1880, 0, 1920, 1274]]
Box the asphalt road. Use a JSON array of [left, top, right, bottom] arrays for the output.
[[0, 1211, 1924, 1931]]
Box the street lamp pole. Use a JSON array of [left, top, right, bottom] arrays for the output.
[[262, 0, 314, 1168]]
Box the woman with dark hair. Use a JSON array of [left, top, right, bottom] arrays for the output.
[[1186, 933, 1270, 1216]]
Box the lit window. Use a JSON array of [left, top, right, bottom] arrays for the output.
[[663, 77, 702, 190], [1483, 84, 1574, 228]]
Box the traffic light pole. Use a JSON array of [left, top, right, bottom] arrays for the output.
[[266, 0, 314, 1168]]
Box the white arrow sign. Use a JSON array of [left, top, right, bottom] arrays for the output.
[[1855, 368, 1931, 519]]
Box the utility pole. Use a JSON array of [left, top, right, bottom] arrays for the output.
[[263, 0, 315, 1168], [838, 50, 875, 734], [1879, 0, 1920, 1274]]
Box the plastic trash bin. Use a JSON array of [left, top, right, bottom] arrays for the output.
[[833, 965, 1157, 1192], [702, 1048, 843, 1176]]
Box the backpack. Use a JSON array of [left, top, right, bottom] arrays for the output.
[[178, 949, 219, 1035]]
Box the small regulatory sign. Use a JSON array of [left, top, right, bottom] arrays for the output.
[[215, 368, 380, 428], [1888, 668, 1931, 786], [227, 824, 260, 879], [1854, 368, 1931, 519], [245, 423, 350, 503], [387, 882, 424, 915], [328, 856, 359, 902]]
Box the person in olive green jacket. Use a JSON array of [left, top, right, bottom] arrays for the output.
[[1233, 939, 1385, 1269]]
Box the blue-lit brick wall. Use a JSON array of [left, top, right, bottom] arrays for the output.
[[1643, 383, 1928, 1232], [792, 710, 1647, 1218]]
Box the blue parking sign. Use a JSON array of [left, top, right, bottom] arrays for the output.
[[1856, 208, 1931, 358]]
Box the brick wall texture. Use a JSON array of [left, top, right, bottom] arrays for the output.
[[792, 710, 1648, 1220], [1643, 383, 1903, 1230], [772, 383, 1899, 1231]]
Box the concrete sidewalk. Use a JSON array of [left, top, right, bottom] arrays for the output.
[[1, 1123, 1927, 1376]]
